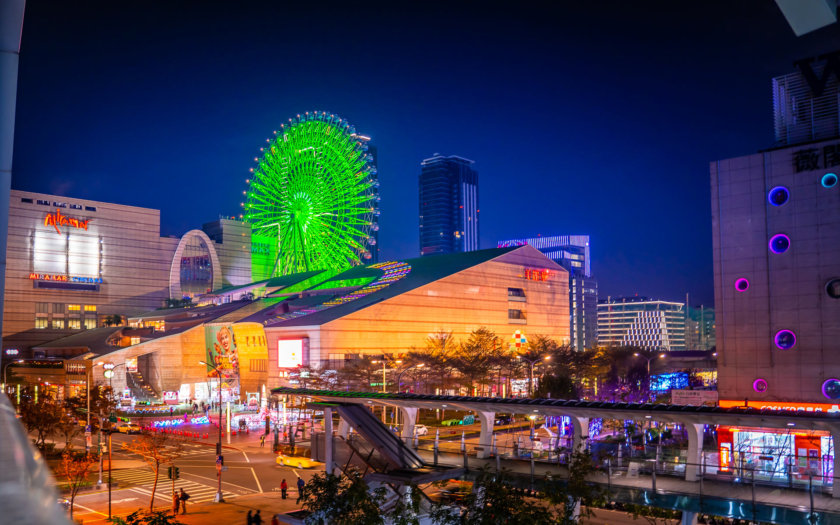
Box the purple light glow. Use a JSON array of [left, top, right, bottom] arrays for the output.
[[752, 378, 768, 393], [774, 329, 796, 350], [822, 379, 840, 400], [769, 234, 790, 254], [767, 186, 789, 206], [735, 278, 749, 292]]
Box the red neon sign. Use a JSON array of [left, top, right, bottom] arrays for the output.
[[44, 209, 90, 234], [524, 268, 551, 281]]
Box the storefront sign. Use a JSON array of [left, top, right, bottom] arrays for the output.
[[278, 338, 304, 368], [28, 273, 103, 284], [163, 391, 178, 405], [672, 389, 718, 406], [44, 209, 90, 234], [524, 268, 551, 281], [125, 357, 138, 373], [719, 399, 840, 413]]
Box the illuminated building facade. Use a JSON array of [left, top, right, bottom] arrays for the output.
[[712, 58, 840, 405], [497, 235, 597, 351], [419, 154, 479, 256], [597, 297, 686, 351]]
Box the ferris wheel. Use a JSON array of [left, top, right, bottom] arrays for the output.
[[243, 111, 379, 276]]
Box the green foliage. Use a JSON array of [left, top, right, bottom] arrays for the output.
[[544, 446, 606, 524], [430, 469, 554, 525], [19, 393, 64, 448], [534, 372, 579, 400], [108, 510, 186, 525], [623, 503, 682, 524], [387, 484, 423, 525], [301, 469, 386, 525]]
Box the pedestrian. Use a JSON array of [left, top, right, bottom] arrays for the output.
[[172, 491, 180, 515], [280, 478, 288, 499], [296, 477, 305, 504], [260, 434, 265, 447], [246, 510, 253, 525], [179, 488, 190, 514], [271, 515, 280, 525], [253, 510, 263, 525]]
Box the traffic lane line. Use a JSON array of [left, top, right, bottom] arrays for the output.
[[251, 467, 263, 493], [178, 470, 259, 493]]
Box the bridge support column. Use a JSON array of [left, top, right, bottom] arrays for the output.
[[831, 424, 840, 498], [337, 417, 351, 439], [476, 411, 495, 459], [680, 511, 698, 525], [400, 407, 418, 445], [324, 407, 334, 475], [571, 417, 589, 452], [684, 423, 704, 482]]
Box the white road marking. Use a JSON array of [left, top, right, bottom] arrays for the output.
[[111, 498, 138, 504], [71, 502, 109, 517], [251, 467, 263, 493]]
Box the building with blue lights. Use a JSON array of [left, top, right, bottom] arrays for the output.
[[498, 235, 597, 351], [419, 154, 479, 256], [597, 296, 686, 352]]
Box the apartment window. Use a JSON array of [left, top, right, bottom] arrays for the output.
[[130, 337, 140, 345], [53, 201, 67, 208], [20, 198, 33, 204], [70, 203, 82, 210], [85, 206, 97, 212], [68, 319, 81, 330], [36, 199, 50, 206], [35, 318, 48, 329], [249, 359, 267, 372], [508, 309, 526, 323], [68, 304, 81, 312], [53, 303, 65, 314], [507, 288, 526, 302], [84, 318, 97, 330], [36, 302, 50, 314], [52, 319, 65, 329], [84, 305, 97, 312]]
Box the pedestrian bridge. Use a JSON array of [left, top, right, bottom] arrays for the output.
[[275, 387, 840, 524]]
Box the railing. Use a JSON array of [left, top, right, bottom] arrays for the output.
[[0, 393, 72, 524]]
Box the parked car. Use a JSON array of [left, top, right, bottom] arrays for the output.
[[275, 454, 323, 469], [115, 422, 142, 434], [494, 415, 514, 426], [414, 424, 429, 436]]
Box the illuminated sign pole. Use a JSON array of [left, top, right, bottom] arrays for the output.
[[198, 360, 225, 503]]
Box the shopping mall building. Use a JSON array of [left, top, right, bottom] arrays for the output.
[[2, 190, 571, 404]]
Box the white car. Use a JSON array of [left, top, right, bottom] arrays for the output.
[[414, 424, 429, 437]]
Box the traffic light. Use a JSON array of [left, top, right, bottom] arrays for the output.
[[167, 466, 180, 480]]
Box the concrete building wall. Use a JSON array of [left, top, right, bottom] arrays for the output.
[[711, 140, 840, 404], [202, 219, 252, 288]]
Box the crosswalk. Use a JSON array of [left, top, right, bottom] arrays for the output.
[[109, 469, 239, 504]]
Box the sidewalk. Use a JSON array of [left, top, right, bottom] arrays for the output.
[[166, 491, 302, 525]]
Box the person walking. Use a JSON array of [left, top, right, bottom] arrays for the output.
[[179, 488, 190, 514], [271, 515, 280, 525], [280, 478, 288, 499], [253, 510, 263, 525], [296, 477, 305, 504], [260, 434, 265, 447], [171, 491, 180, 515], [246, 510, 253, 525]]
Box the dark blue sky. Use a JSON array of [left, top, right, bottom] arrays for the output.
[[11, 1, 840, 306]]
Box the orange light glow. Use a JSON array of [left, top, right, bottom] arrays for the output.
[[719, 399, 840, 413], [44, 209, 90, 234]]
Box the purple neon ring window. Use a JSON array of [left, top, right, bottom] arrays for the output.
[[767, 186, 789, 206], [753, 379, 768, 393], [822, 379, 840, 400], [769, 234, 790, 254], [774, 329, 796, 350], [735, 278, 749, 292]]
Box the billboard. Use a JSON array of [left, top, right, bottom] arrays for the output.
[[204, 325, 241, 401], [125, 357, 138, 373], [278, 338, 305, 368]]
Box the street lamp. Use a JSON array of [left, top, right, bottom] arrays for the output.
[[98, 361, 125, 507], [395, 363, 425, 393], [633, 352, 666, 376], [199, 360, 225, 503], [517, 355, 551, 397]]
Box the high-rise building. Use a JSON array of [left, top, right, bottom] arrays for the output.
[[419, 154, 478, 256], [685, 305, 715, 351], [712, 52, 840, 406], [498, 235, 597, 351], [597, 297, 686, 351]]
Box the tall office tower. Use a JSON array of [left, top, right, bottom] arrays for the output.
[[712, 53, 840, 406], [498, 235, 598, 351], [685, 305, 716, 351], [597, 297, 686, 352], [419, 154, 478, 256]]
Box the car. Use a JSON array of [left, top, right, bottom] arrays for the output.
[[414, 424, 429, 437], [115, 422, 142, 434], [494, 415, 514, 426], [275, 455, 323, 469]]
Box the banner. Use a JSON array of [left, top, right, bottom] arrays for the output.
[[125, 357, 138, 373], [205, 325, 241, 401]]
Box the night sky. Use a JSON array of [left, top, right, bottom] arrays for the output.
[[11, 1, 840, 307]]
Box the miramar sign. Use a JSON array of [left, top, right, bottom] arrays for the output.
[[28, 273, 103, 284], [44, 209, 90, 234]]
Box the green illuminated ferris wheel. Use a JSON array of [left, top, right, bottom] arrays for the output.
[[243, 111, 379, 276]]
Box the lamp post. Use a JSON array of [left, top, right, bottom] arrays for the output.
[[199, 360, 225, 503], [517, 355, 550, 397], [395, 363, 424, 393], [633, 352, 666, 377], [99, 361, 124, 495], [3, 358, 23, 384], [372, 358, 401, 423], [86, 361, 103, 453]]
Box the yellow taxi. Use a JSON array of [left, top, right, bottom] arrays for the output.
[[275, 454, 323, 469]]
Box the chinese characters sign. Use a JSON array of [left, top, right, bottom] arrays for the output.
[[524, 268, 551, 281], [793, 143, 840, 172]]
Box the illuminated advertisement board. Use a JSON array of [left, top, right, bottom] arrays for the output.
[[204, 325, 241, 400], [125, 357, 138, 373], [163, 391, 178, 405], [278, 338, 305, 368]]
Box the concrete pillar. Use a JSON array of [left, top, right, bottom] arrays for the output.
[[571, 417, 589, 453], [830, 424, 840, 498], [680, 511, 698, 525], [684, 423, 704, 482], [337, 417, 351, 439], [476, 411, 495, 459], [399, 406, 418, 444], [324, 407, 334, 475]]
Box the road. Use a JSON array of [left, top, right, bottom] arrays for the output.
[[68, 428, 320, 524]]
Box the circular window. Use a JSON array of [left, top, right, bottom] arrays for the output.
[[753, 378, 768, 393], [735, 278, 750, 292], [767, 186, 790, 206], [822, 379, 840, 400], [774, 329, 796, 350], [769, 234, 790, 254], [827, 279, 840, 299], [822, 173, 838, 188]]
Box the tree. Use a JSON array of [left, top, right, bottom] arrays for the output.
[[57, 412, 83, 450], [104, 314, 123, 327], [338, 355, 384, 392], [544, 446, 606, 524], [19, 393, 64, 449], [301, 469, 386, 525], [123, 432, 184, 511], [108, 510, 186, 525], [430, 468, 555, 525], [452, 327, 499, 395], [60, 450, 98, 520], [534, 373, 579, 399], [624, 504, 682, 524]]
